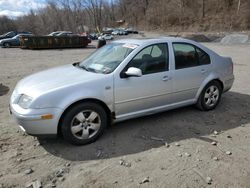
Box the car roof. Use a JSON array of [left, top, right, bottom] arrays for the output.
[[114, 37, 197, 46]]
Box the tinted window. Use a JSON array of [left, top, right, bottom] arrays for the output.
[[128, 43, 168, 75], [173, 43, 210, 69], [196, 47, 210, 65]]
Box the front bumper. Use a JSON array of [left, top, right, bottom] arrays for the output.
[[10, 103, 63, 135]]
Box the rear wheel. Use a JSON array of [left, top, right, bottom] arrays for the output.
[[196, 81, 222, 111], [61, 102, 107, 145]]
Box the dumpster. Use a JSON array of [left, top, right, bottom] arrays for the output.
[[20, 36, 91, 49]]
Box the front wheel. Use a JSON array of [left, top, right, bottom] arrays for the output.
[[3, 43, 10, 48], [196, 81, 222, 111], [61, 102, 107, 145]]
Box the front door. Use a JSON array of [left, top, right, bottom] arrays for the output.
[[114, 43, 173, 119]]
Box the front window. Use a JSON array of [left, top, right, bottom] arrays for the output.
[[126, 43, 169, 75], [79, 43, 137, 74]]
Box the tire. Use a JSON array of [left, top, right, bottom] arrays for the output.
[[3, 43, 10, 48], [61, 102, 107, 145], [196, 81, 222, 111]]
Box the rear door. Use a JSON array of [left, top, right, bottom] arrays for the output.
[[172, 42, 211, 102]]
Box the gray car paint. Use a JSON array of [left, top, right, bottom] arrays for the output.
[[10, 37, 234, 135]]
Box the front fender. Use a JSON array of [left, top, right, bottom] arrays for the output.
[[31, 78, 114, 113]]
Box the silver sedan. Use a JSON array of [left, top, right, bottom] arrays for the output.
[[10, 37, 234, 145]]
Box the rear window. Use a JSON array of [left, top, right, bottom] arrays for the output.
[[173, 43, 211, 70]]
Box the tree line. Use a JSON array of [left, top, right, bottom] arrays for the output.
[[0, 0, 250, 35]]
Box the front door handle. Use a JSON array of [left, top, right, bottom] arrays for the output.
[[162, 75, 171, 81], [201, 69, 207, 74]]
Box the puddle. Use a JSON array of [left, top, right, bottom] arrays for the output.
[[0, 84, 9, 96]]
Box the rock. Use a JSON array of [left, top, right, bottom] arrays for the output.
[[17, 158, 22, 162], [24, 168, 33, 175], [119, 159, 124, 165], [213, 130, 219, 135], [150, 136, 164, 142], [55, 169, 64, 177], [221, 34, 249, 44], [124, 162, 131, 167], [226, 151, 232, 155], [65, 163, 71, 167], [165, 142, 170, 147], [211, 141, 217, 146], [226, 135, 232, 138], [177, 153, 182, 157], [58, 177, 65, 182], [113, 180, 118, 184], [119, 159, 131, 167], [213, 157, 219, 161], [184, 152, 191, 157], [15, 151, 22, 156], [206, 177, 212, 184], [45, 183, 56, 188], [25, 180, 42, 188], [51, 179, 57, 184], [175, 143, 180, 147], [34, 143, 40, 147], [140, 177, 150, 184]]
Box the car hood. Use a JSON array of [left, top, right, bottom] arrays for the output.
[[0, 38, 14, 43], [16, 64, 106, 97]]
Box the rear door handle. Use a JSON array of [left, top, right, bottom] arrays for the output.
[[162, 75, 171, 81]]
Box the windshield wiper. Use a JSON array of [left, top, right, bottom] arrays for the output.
[[80, 65, 89, 72], [73, 62, 89, 72]]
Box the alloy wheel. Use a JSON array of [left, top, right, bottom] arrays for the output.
[[204, 85, 220, 107], [70, 110, 101, 140]]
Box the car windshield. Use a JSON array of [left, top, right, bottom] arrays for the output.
[[79, 43, 138, 74]]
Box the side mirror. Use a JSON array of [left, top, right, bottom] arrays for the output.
[[125, 67, 142, 77]]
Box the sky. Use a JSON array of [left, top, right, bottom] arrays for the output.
[[0, 0, 46, 17]]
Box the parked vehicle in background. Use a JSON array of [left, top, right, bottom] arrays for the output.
[[47, 31, 64, 36], [10, 37, 234, 145], [0, 31, 32, 40], [56, 31, 74, 37], [0, 33, 33, 48], [98, 34, 113, 40], [111, 30, 119, 35], [89, 33, 98, 40], [112, 29, 128, 35], [125, 28, 139, 34]]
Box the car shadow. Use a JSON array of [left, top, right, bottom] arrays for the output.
[[40, 91, 250, 161]]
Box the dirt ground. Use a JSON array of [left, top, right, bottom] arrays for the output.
[[0, 38, 250, 188]]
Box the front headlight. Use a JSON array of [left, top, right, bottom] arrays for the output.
[[18, 94, 33, 109]]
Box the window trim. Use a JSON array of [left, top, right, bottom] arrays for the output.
[[172, 42, 211, 70], [120, 43, 169, 78]]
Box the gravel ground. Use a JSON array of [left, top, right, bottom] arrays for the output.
[[0, 39, 250, 188]]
